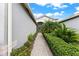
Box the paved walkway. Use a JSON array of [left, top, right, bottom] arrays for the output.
[[31, 33, 53, 56]]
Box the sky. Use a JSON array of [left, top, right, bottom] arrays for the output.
[[29, 3, 79, 20]]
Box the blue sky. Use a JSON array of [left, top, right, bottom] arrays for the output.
[[29, 3, 79, 20]]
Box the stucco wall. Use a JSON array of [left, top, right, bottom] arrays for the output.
[[0, 4, 5, 46], [0, 3, 8, 56], [12, 4, 36, 49], [64, 17, 79, 33]]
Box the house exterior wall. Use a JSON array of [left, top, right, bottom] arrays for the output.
[[64, 17, 79, 33], [12, 4, 36, 49], [0, 4, 8, 56]]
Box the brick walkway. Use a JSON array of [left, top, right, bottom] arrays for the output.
[[31, 33, 53, 56]]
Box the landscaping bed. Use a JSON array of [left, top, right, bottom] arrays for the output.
[[40, 21, 79, 56], [10, 33, 37, 56], [43, 33, 79, 56]]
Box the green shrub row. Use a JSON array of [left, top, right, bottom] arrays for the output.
[[10, 34, 35, 56], [40, 21, 61, 33], [40, 21, 77, 43], [44, 33, 79, 56]]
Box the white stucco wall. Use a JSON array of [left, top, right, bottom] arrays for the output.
[[64, 17, 79, 33], [0, 4, 5, 46], [12, 4, 36, 49], [0, 4, 8, 56]]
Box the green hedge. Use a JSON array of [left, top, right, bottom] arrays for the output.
[[10, 34, 35, 56], [44, 33, 79, 56]]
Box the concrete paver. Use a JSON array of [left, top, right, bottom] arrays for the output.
[[31, 33, 53, 56]]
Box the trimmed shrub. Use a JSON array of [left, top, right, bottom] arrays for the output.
[[44, 33, 79, 56], [40, 21, 77, 43], [40, 21, 62, 33], [51, 27, 77, 43]]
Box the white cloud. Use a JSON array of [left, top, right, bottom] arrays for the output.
[[61, 5, 68, 8], [53, 7, 58, 10], [74, 11, 79, 15], [53, 11, 64, 16], [35, 3, 47, 6], [76, 6, 79, 10], [61, 11, 64, 13], [45, 11, 64, 17], [69, 3, 75, 5], [74, 6, 79, 15], [51, 3, 68, 8], [34, 13, 53, 18], [28, 0, 78, 3], [34, 11, 64, 18], [47, 4, 52, 8], [35, 3, 68, 8], [34, 13, 44, 18], [35, 3, 62, 7], [46, 13, 53, 16], [51, 3, 62, 7], [53, 12, 61, 16]]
